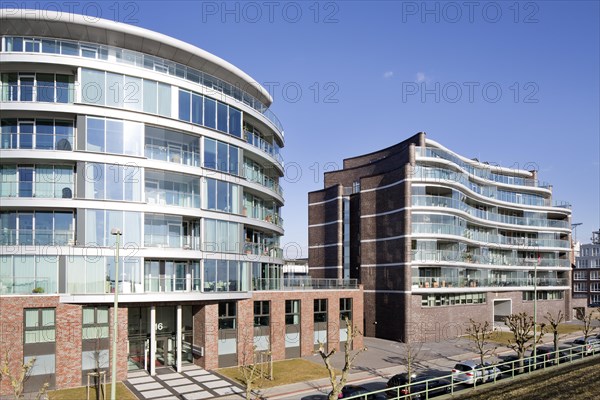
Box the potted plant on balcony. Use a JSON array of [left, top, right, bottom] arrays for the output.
[[32, 287, 45, 294]]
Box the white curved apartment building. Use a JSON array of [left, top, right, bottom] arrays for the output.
[[0, 9, 294, 391]]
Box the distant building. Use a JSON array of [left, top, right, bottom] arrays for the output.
[[309, 132, 573, 342], [573, 230, 600, 307]]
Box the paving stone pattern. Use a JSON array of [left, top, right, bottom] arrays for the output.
[[125, 365, 244, 400]]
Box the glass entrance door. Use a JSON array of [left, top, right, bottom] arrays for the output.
[[155, 335, 175, 368]]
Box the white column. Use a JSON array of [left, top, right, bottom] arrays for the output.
[[176, 305, 183, 372], [150, 306, 156, 376]]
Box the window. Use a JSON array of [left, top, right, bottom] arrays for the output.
[[203, 259, 245, 292], [1, 119, 74, 150], [84, 163, 141, 202], [24, 308, 55, 344], [254, 301, 270, 327], [1, 72, 73, 103], [218, 302, 236, 330], [574, 270, 589, 280], [203, 178, 240, 213], [1, 210, 73, 246], [522, 291, 564, 301], [314, 299, 327, 323], [421, 293, 486, 307], [85, 117, 143, 156], [0, 164, 74, 199], [285, 300, 300, 325], [203, 219, 240, 253], [82, 306, 109, 340], [340, 298, 352, 321], [203, 138, 239, 175], [574, 283, 588, 292]]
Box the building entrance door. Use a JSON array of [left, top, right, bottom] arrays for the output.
[[155, 335, 175, 368]]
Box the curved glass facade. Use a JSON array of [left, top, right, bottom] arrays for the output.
[[411, 140, 571, 294], [0, 29, 285, 297]]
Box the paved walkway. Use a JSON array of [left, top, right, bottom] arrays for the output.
[[125, 364, 244, 400], [124, 326, 588, 400]]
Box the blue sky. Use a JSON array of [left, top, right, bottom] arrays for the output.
[[7, 1, 599, 255]]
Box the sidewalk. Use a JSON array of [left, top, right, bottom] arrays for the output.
[[256, 328, 587, 400]]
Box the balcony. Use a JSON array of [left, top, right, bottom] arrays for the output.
[[412, 195, 570, 228], [0, 229, 74, 246], [144, 144, 200, 167], [0, 277, 56, 295], [243, 242, 283, 258], [144, 234, 200, 250], [145, 276, 202, 293], [412, 276, 569, 289], [252, 277, 358, 291], [411, 250, 571, 268], [244, 207, 284, 227], [244, 130, 283, 167], [1, 83, 74, 103]]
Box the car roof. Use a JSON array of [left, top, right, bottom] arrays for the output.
[[455, 360, 478, 366]]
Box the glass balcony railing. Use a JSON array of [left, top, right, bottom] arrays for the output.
[[416, 147, 551, 188], [242, 167, 283, 196], [2, 36, 284, 136], [0, 229, 74, 246], [0, 277, 56, 294], [144, 234, 200, 250], [145, 188, 200, 208], [411, 249, 571, 268], [144, 144, 200, 167], [0, 181, 74, 199], [244, 207, 284, 227], [243, 242, 283, 258], [244, 130, 283, 166], [1, 83, 74, 103], [411, 166, 558, 208], [412, 223, 571, 249], [252, 277, 358, 291], [412, 276, 569, 289], [144, 276, 203, 293], [412, 196, 570, 229]]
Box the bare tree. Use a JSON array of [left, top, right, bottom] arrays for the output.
[[544, 310, 564, 353], [465, 319, 498, 366], [237, 327, 270, 400], [396, 341, 424, 387], [504, 312, 545, 370], [578, 310, 599, 340], [319, 317, 367, 400], [0, 351, 49, 400]]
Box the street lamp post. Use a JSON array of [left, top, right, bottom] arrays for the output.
[[110, 228, 122, 400], [533, 255, 539, 366]]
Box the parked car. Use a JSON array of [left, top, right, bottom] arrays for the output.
[[531, 346, 571, 367], [572, 337, 600, 355], [386, 373, 451, 399], [331, 385, 376, 399], [497, 354, 536, 373], [451, 361, 501, 385]]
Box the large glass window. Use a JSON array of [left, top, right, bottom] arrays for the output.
[[0, 164, 73, 198], [145, 126, 200, 166], [145, 170, 200, 208], [82, 306, 109, 340], [85, 117, 143, 156], [203, 178, 240, 214], [203, 219, 240, 253], [81, 68, 171, 117], [144, 214, 184, 248], [203, 259, 246, 292], [84, 163, 141, 202], [1, 72, 73, 103], [1, 119, 71, 150], [203, 138, 239, 174], [84, 209, 141, 247], [1, 211, 74, 246], [177, 89, 243, 136], [0, 255, 58, 294]]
